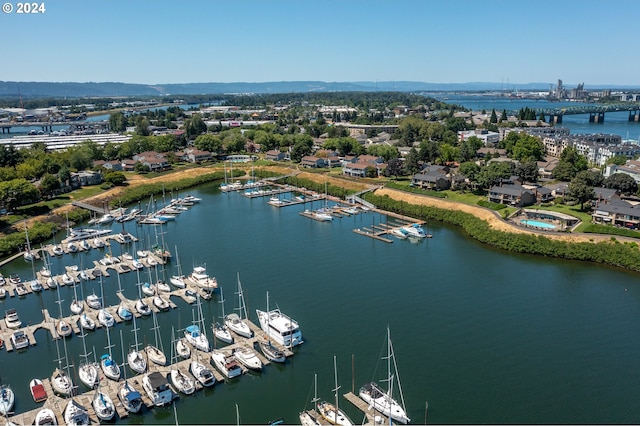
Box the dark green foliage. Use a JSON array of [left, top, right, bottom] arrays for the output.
[[361, 192, 640, 272]]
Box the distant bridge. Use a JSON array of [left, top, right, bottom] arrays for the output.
[[509, 102, 640, 123]]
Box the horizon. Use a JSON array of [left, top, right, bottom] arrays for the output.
[[1, 0, 639, 86]]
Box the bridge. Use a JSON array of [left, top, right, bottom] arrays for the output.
[[510, 102, 640, 123], [0, 119, 109, 133]]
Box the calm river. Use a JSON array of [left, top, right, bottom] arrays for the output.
[[2, 183, 640, 424]]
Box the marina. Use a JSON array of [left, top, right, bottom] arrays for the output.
[[1, 181, 640, 424]]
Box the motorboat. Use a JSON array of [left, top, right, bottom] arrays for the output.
[[0, 288, 5, 299], [30, 378, 47, 402], [225, 313, 253, 338], [135, 299, 151, 316], [392, 227, 409, 239], [146, 345, 167, 366], [51, 367, 73, 396], [183, 194, 201, 203], [86, 293, 101, 309], [15, 282, 28, 296], [170, 367, 196, 395], [0, 385, 14, 417], [80, 239, 91, 251], [142, 372, 173, 406], [63, 398, 89, 425], [132, 259, 144, 270], [256, 304, 303, 348], [117, 304, 133, 321], [56, 320, 72, 338], [184, 325, 210, 352], [401, 223, 428, 238], [8, 273, 20, 284], [66, 242, 78, 253], [100, 353, 121, 381], [34, 408, 57, 425], [70, 299, 84, 315], [210, 350, 243, 379], [176, 338, 191, 359], [189, 265, 218, 290], [98, 309, 115, 328], [10, 330, 29, 349], [119, 380, 143, 413], [79, 314, 96, 331], [5, 308, 22, 329], [79, 270, 89, 281], [96, 213, 115, 225], [190, 359, 216, 387], [93, 238, 105, 248], [233, 346, 262, 371], [258, 338, 286, 363], [92, 389, 115, 421]]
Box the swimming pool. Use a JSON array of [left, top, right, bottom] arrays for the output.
[[520, 219, 557, 230]]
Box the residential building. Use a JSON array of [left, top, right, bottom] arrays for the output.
[[488, 184, 536, 207]]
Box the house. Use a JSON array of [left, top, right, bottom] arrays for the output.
[[342, 162, 370, 178], [93, 160, 123, 171], [411, 172, 451, 191], [122, 159, 137, 172], [70, 171, 103, 189], [265, 150, 287, 161], [592, 199, 640, 229], [300, 156, 326, 168], [488, 184, 536, 207], [184, 148, 212, 163], [327, 155, 342, 167]]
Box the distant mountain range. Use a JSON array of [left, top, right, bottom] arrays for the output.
[[1, 80, 639, 98]]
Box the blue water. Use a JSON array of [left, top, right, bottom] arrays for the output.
[[434, 94, 640, 141], [3, 185, 640, 423], [521, 219, 557, 229]]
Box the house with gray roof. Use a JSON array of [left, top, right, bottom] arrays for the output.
[[488, 184, 536, 207], [411, 172, 451, 191], [592, 199, 640, 229]]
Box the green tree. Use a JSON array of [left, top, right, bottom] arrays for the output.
[[185, 114, 207, 139], [568, 180, 595, 210], [459, 161, 480, 180], [104, 171, 127, 186], [38, 173, 60, 197], [290, 140, 312, 162], [515, 159, 539, 183], [606, 155, 628, 166], [490, 109, 498, 123], [194, 134, 224, 154], [552, 147, 588, 181], [385, 158, 405, 179], [404, 147, 421, 175], [604, 173, 638, 195], [573, 170, 604, 188], [109, 112, 128, 132]]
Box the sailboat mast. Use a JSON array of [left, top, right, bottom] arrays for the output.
[[333, 355, 340, 424]]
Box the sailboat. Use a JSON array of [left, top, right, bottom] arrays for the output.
[[0, 384, 15, 417], [23, 225, 35, 261], [146, 310, 167, 366], [63, 398, 89, 425], [256, 292, 286, 363], [184, 294, 210, 351], [134, 257, 151, 316], [97, 276, 114, 328], [224, 273, 253, 338], [212, 286, 234, 344], [169, 327, 196, 395], [127, 314, 147, 374], [92, 380, 115, 421], [100, 326, 121, 381], [358, 327, 410, 424], [170, 245, 186, 288], [190, 345, 216, 387], [119, 329, 143, 413], [316, 356, 354, 425], [77, 320, 99, 389], [51, 325, 74, 396], [70, 265, 84, 315], [298, 373, 322, 426]]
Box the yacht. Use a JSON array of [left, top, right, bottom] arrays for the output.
[[5, 308, 22, 329], [176, 338, 191, 359], [96, 214, 115, 225], [64, 228, 111, 243], [190, 359, 216, 387], [135, 298, 152, 316], [225, 313, 253, 338], [78, 360, 99, 389], [170, 274, 186, 288], [142, 372, 173, 406], [117, 304, 133, 321], [256, 305, 303, 348], [189, 265, 218, 290], [70, 299, 84, 315], [258, 337, 286, 363], [212, 321, 234, 344], [10, 330, 29, 349], [29, 280, 43, 292], [146, 345, 167, 366], [34, 408, 57, 425], [401, 223, 428, 238], [61, 273, 75, 285], [128, 348, 147, 374], [132, 259, 144, 270], [51, 367, 73, 396], [141, 282, 156, 296], [86, 293, 101, 309], [56, 320, 72, 337], [153, 295, 170, 311], [52, 245, 64, 256], [210, 350, 243, 379], [233, 346, 262, 371], [170, 367, 196, 395]]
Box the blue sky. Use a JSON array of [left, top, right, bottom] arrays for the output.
[[1, 0, 638, 86]]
